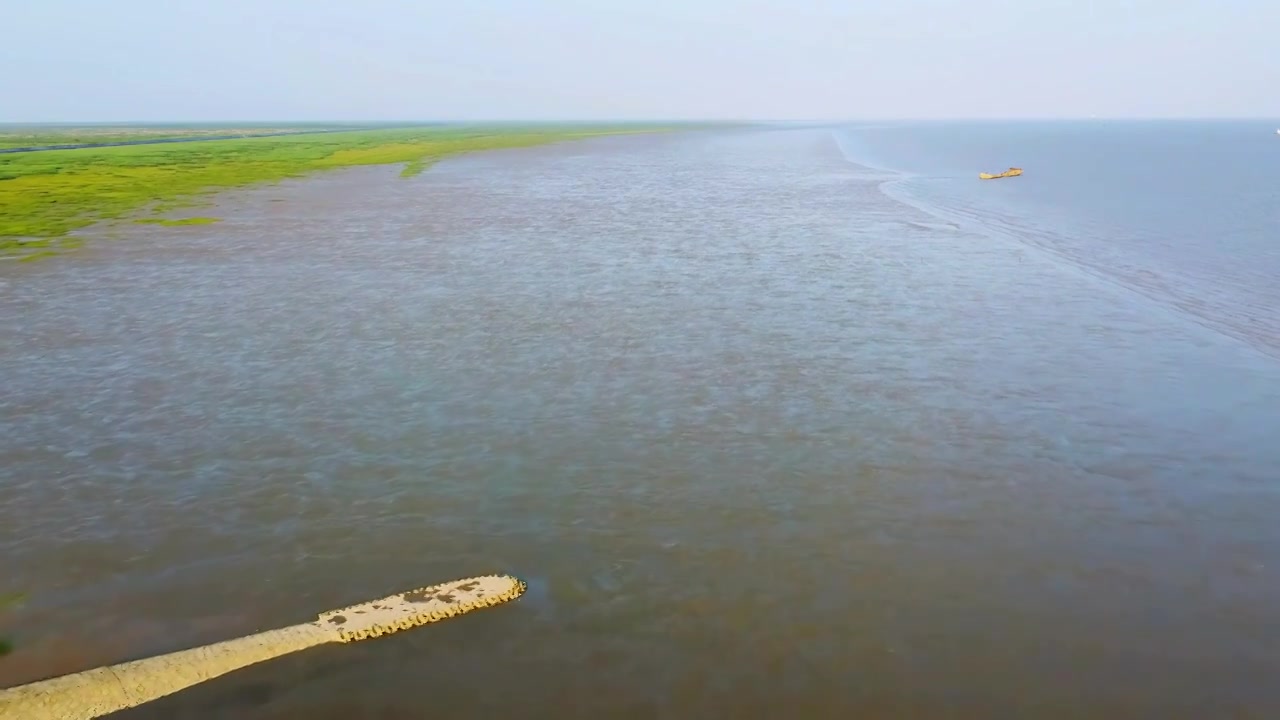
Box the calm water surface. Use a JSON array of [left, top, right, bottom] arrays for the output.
[[2, 128, 1279, 718], [837, 120, 1280, 356]]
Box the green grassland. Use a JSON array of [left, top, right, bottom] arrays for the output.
[[0, 124, 364, 150], [0, 124, 672, 255]]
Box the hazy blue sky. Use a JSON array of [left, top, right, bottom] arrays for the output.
[[3, 0, 1278, 121]]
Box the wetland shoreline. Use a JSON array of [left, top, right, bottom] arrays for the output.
[[0, 124, 682, 259]]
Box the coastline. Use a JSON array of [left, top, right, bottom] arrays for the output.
[[6, 130, 696, 270], [0, 125, 684, 260]]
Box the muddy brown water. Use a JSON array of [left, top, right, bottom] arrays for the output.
[[2, 129, 1278, 718]]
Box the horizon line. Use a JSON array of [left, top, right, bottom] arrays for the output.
[[2, 116, 1279, 127]]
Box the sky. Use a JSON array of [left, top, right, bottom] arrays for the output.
[[3, 0, 1278, 122]]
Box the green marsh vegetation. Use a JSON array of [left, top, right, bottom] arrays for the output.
[[0, 123, 362, 150], [0, 124, 672, 256]]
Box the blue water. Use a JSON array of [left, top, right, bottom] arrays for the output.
[[835, 120, 1280, 357]]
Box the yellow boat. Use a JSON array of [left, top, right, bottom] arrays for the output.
[[979, 167, 1023, 180]]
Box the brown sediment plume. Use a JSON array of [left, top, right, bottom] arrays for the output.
[[0, 575, 526, 720]]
